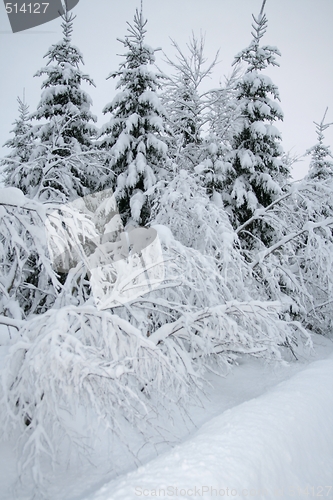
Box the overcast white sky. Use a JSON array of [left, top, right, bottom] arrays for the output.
[[0, 0, 332, 179]]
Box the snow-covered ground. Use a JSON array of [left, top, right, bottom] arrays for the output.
[[85, 347, 333, 500], [0, 329, 332, 500]]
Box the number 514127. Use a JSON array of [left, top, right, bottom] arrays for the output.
[[5, 3, 49, 14]]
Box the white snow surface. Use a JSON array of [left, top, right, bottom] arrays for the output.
[[81, 340, 333, 500], [0, 187, 29, 207]]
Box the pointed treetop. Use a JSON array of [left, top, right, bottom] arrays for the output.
[[109, 6, 157, 76], [233, 0, 280, 72], [306, 107, 333, 181], [40, 4, 87, 71], [61, 11, 75, 46], [17, 94, 29, 117], [56, 0, 76, 46], [314, 108, 333, 144], [259, 0, 267, 19], [127, 4, 147, 46]]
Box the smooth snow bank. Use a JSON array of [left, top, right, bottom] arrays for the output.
[[86, 354, 333, 500]]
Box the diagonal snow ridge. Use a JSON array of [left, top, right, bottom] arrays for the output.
[[85, 354, 333, 500]]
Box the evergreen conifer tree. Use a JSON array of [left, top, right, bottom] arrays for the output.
[[99, 7, 169, 226], [306, 108, 333, 181], [222, 3, 289, 247], [1, 94, 34, 193], [302, 108, 333, 224], [28, 7, 98, 201]]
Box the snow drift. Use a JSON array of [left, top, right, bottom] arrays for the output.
[[85, 354, 333, 500]]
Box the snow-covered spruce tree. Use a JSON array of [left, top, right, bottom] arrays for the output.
[[222, 4, 289, 248], [1, 95, 34, 193], [161, 35, 218, 169], [28, 7, 99, 201], [99, 7, 169, 226], [306, 108, 333, 182], [298, 110, 333, 236]]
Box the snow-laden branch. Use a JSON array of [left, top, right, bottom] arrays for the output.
[[236, 190, 292, 235], [148, 300, 312, 376], [251, 218, 333, 269], [235, 179, 329, 236]]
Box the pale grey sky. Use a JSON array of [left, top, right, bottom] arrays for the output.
[[0, 0, 332, 179]]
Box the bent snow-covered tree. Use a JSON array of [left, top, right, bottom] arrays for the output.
[[99, 7, 169, 226], [0, 181, 314, 493], [0, 187, 98, 319], [223, 5, 289, 248]]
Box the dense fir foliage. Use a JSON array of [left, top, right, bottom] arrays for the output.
[[306, 108, 333, 182], [99, 8, 169, 226], [31, 8, 101, 201], [1, 95, 34, 192], [33, 10, 97, 153], [0, 3, 332, 495], [9, 9, 102, 202], [222, 9, 289, 247]]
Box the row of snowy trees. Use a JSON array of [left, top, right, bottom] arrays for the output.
[[0, 3, 333, 494]]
